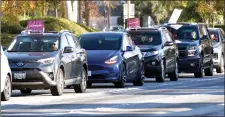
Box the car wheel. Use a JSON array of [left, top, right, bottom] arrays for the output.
[[168, 61, 178, 81], [216, 55, 224, 73], [20, 88, 32, 94], [87, 82, 92, 87], [74, 67, 87, 93], [133, 62, 144, 86], [1, 75, 11, 101], [51, 69, 64, 96], [205, 59, 214, 76], [114, 64, 126, 88], [155, 60, 165, 82], [194, 58, 204, 78]]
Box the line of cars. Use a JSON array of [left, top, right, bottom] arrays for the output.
[[1, 22, 224, 101]]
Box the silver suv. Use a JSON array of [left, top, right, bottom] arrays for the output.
[[209, 28, 225, 73]]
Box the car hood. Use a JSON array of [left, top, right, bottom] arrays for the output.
[[5, 51, 58, 61], [136, 45, 161, 52], [86, 50, 119, 64], [175, 39, 199, 47]]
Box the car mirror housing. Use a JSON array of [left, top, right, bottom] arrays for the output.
[[126, 46, 133, 51], [165, 42, 173, 46], [64, 46, 74, 53]]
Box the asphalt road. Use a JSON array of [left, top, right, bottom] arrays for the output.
[[1, 72, 224, 116]]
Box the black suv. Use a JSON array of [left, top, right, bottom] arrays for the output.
[[5, 30, 88, 96], [161, 23, 214, 77], [127, 27, 179, 82]]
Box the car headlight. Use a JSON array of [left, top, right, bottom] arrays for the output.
[[142, 51, 159, 57], [105, 56, 118, 65], [37, 58, 55, 64], [186, 46, 198, 56]]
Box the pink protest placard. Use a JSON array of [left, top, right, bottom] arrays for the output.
[[27, 20, 44, 32], [127, 18, 140, 28]]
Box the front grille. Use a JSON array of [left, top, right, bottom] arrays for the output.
[[11, 68, 40, 71], [214, 53, 218, 59], [178, 47, 186, 51], [88, 65, 104, 71], [179, 51, 186, 57], [89, 74, 105, 79]]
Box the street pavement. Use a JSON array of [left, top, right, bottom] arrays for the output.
[[1, 72, 224, 116]]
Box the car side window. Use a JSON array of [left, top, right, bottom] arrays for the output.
[[123, 35, 131, 50], [127, 34, 135, 47], [66, 34, 76, 49], [161, 32, 167, 44], [72, 35, 80, 48], [61, 34, 70, 48], [219, 31, 224, 41], [163, 31, 173, 42]]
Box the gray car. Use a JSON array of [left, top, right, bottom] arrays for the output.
[[5, 30, 88, 96], [209, 28, 225, 73]]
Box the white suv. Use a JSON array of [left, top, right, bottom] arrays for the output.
[[1, 46, 12, 101]]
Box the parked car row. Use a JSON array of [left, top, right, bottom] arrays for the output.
[[1, 22, 224, 101]]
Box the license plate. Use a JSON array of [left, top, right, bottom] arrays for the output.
[[14, 72, 26, 79], [88, 71, 91, 76]]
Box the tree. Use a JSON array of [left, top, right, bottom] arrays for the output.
[[47, 0, 60, 17]]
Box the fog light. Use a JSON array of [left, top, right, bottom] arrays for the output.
[[152, 61, 156, 65], [49, 73, 54, 80], [190, 63, 195, 67]]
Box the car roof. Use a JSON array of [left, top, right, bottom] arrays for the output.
[[208, 28, 220, 31], [81, 31, 125, 36]]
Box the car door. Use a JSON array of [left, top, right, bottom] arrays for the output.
[[161, 31, 171, 73], [60, 34, 73, 80], [122, 34, 139, 80], [219, 29, 225, 54], [66, 34, 80, 79]]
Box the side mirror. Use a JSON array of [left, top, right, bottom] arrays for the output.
[[126, 46, 133, 51], [2, 46, 6, 51], [201, 35, 208, 40], [64, 46, 74, 53], [165, 42, 173, 46]]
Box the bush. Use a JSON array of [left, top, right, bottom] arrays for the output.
[[1, 33, 17, 47], [1, 14, 24, 34], [19, 17, 96, 37], [215, 25, 225, 31]]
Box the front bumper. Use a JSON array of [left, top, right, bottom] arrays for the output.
[[178, 56, 201, 73], [143, 55, 162, 76], [10, 63, 56, 90], [213, 53, 220, 67], [87, 63, 120, 83]]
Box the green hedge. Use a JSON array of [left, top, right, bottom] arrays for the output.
[[1, 14, 24, 34], [214, 25, 225, 31], [20, 17, 98, 37], [1, 33, 17, 47]]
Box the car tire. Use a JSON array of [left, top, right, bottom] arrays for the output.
[[168, 61, 178, 81], [51, 69, 64, 96], [20, 88, 32, 94], [74, 67, 87, 93], [155, 60, 165, 82], [133, 62, 145, 86], [1, 75, 11, 101], [216, 55, 224, 73], [194, 58, 204, 78], [87, 82, 92, 87], [114, 64, 126, 88], [205, 59, 214, 76]]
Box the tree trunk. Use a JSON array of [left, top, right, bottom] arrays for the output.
[[78, 1, 82, 24], [107, 6, 111, 31], [84, 0, 89, 26], [55, 8, 58, 17], [224, 0, 225, 25]]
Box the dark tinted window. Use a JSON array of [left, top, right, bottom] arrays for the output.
[[165, 25, 199, 40], [8, 35, 59, 52], [128, 31, 162, 45], [79, 33, 122, 50], [209, 30, 219, 42]]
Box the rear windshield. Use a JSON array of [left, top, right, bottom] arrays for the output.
[[128, 31, 162, 45], [79, 33, 122, 50], [165, 25, 199, 40], [209, 30, 219, 42], [8, 35, 60, 52]]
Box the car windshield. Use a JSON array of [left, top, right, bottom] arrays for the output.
[[7, 35, 60, 52], [166, 25, 199, 40], [128, 31, 162, 45], [209, 30, 219, 42], [79, 33, 122, 50]]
